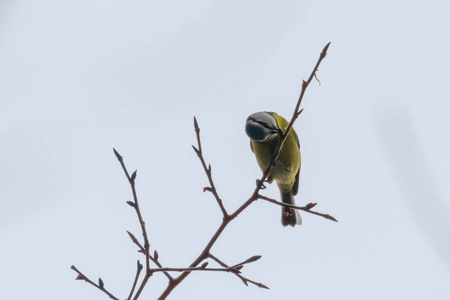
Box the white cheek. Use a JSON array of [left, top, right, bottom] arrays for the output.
[[263, 133, 278, 142]]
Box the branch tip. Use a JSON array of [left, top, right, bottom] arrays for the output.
[[245, 255, 262, 264], [112, 148, 122, 161], [127, 230, 139, 244], [321, 42, 331, 58], [259, 283, 270, 289], [154, 250, 159, 261], [327, 215, 338, 222], [193, 116, 200, 132]]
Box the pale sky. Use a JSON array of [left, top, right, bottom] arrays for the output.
[[1, 1, 450, 299]]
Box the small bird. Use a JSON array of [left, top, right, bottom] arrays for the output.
[[245, 111, 302, 227]]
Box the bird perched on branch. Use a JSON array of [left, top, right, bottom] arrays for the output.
[[245, 112, 301, 227]]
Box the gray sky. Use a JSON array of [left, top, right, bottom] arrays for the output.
[[1, 0, 450, 299]]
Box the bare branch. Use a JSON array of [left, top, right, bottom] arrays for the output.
[[151, 266, 241, 274], [113, 148, 152, 299], [192, 117, 228, 217], [148, 253, 173, 281], [229, 255, 262, 270], [258, 194, 338, 222], [126, 261, 143, 300], [127, 230, 172, 280], [209, 254, 269, 289], [71, 265, 120, 300], [127, 231, 144, 252]]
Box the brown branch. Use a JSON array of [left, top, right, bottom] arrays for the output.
[[157, 214, 229, 299], [257, 194, 338, 222], [112, 148, 153, 300], [71, 265, 120, 300], [228, 255, 262, 270], [126, 261, 143, 300], [209, 254, 269, 289], [151, 266, 241, 274], [157, 42, 332, 300], [285, 42, 331, 140], [149, 252, 174, 281], [126, 231, 173, 281], [192, 118, 229, 218], [126, 230, 145, 252]]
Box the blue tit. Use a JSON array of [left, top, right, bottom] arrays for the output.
[[245, 112, 301, 227]]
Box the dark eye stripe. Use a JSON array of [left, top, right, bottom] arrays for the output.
[[248, 117, 278, 132]]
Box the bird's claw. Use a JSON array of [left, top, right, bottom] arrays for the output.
[[256, 179, 266, 189], [271, 160, 291, 172]]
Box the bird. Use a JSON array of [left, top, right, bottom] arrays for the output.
[[245, 111, 302, 227]]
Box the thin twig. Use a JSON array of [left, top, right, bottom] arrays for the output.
[[126, 261, 143, 300], [257, 194, 338, 222], [192, 118, 229, 218], [126, 231, 173, 281], [209, 254, 269, 289], [285, 42, 331, 140], [228, 255, 262, 270], [157, 217, 229, 299], [71, 265, 120, 300], [113, 149, 152, 300], [149, 255, 173, 281], [151, 266, 241, 274], [149, 253, 173, 281]]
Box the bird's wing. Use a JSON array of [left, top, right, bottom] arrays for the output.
[[292, 130, 300, 196], [292, 168, 300, 196], [293, 129, 300, 149]]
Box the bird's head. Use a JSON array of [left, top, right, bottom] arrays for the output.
[[245, 112, 281, 142]]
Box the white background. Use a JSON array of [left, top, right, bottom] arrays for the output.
[[1, 1, 450, 299]]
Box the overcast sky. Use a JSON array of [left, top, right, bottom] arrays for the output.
[[1, 1, 450, 299]]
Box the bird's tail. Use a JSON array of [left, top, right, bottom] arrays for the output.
[[281, 191, 302, 227]]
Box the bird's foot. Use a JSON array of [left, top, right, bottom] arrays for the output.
[[271, 160, 291, 173], [256, 179, 266, 189], [270, 160, 279, 168]]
